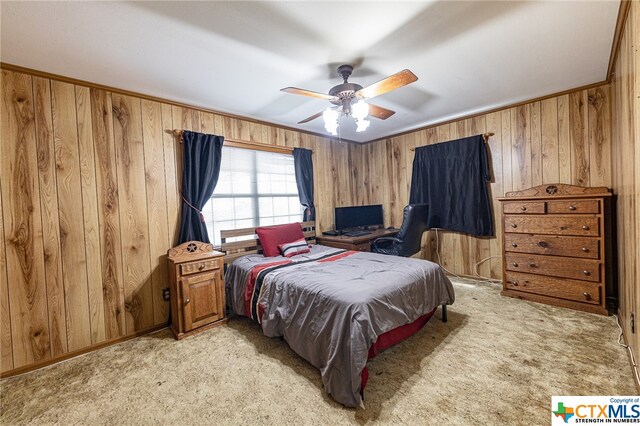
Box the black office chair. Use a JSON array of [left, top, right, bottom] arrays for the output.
[[371, 204, 429, 257]]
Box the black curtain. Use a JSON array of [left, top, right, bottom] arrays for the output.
[[409, 134, 493, 237], [178, 131, 224, 244], [293, 147, 315, 221]]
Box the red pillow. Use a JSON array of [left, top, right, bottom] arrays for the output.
[[256, 223, 305, 257]]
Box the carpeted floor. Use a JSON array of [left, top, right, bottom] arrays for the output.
[[1, 278, 636, 425]]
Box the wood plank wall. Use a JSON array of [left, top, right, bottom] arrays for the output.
[[610, 0, 639, 387], [1, 24, 635, 377], [0, 69, 360, 375], [358, 86, 613, 281]]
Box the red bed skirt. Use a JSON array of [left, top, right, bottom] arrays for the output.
[[361, 307, 438, 392]]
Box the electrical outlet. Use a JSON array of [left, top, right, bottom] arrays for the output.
[[631, 313, 635, 334], [162, 288, 170, 301]]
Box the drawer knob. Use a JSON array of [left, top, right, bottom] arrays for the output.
[[512, 262, 519, 267], [511, 243, 518, 247], [511, 223, 518, 228], [198, 264, 205, 270], [583, 270, 591, 276], [185, 298, 190, 304], [582, 292, 591, 300], [538, 241, 548, 248], [511, 281, 518, 286], [581, 247, 589, 252], [520, 206, 527, 211], [582, 225, 590, 230], [569, 205, 577, 211], [529, 263, 537, 268]]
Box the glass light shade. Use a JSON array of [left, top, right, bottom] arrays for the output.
[[323, 108, 339, 135], [355, 118, 370, 133], [352, 100, 369, 120]]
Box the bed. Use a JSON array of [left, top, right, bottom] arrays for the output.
[[222, 221, 455, 407]]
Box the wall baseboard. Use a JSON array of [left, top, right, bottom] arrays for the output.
[[0, 324, 168, 379], [618, 308, 640, 393]]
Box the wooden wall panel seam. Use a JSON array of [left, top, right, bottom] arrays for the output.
[[540, 97, 560, 184], [2, 71, 52, 367], [140, 100, 156, 326], [0, 179, 15, 372], [530, 101, 543, 187], [0, 72, 14, 371], [33, 76, 67, 357], [112, 94, 153, 333], [160, 104, 179, 248], [30, 77, 54, 355], [75, 85, 106, 345], [51, 80, 92, 352], [141, 99, 170, 325], [73, 84, 98, 347], [557, 95, 572, 184], [92, 89, 126, 339], [568, 91, 590, 187]]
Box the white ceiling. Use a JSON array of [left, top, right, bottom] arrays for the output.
[[1, 1, 620, 143]]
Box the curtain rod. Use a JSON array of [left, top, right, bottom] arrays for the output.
[[410, 132, 494, 152], [166, 129, 313, 154]]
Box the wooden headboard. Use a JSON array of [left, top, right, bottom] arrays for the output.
[[220, 221, 316, 265]]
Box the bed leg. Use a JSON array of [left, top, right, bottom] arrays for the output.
[[441, 305, 447, 323]]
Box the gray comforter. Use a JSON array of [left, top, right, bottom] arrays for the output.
[[225, 245, 455, 407]]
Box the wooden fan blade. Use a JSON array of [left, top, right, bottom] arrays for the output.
[[355, 69, 418, 99], [368, 103, 396, 120], [281, 87, 338, 101], [298, 111, 324, 124]]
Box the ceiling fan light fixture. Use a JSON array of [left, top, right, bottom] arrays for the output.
[[352, 100, 369, 121], [284, 66, 417, 136], [323, 107, 339, 135], [355, 118, 370, 133]]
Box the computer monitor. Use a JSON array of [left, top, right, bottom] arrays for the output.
[[334, 204, 384, 231]]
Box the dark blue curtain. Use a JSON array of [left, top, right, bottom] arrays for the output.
[[178, 131, 224, 244], [409, 134, 494, 237], [293, 147, 315, 221]]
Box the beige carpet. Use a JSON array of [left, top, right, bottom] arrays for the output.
[[1, 278, 636, 425]]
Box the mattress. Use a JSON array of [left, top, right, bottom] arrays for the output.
[[225, 244, 455, 407]]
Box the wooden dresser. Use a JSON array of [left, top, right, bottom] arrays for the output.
[[167, 241, 227, 339], [498, 184, 613, 315]]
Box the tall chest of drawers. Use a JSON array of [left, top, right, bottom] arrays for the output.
[[498, 184, 614, 315]]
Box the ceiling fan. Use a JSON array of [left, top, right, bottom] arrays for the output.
[[281, 65, 418, 135]]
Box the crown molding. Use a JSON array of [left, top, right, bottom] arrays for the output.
[[363, 80, 609, 144], [3, 0, 629, 148], [0, 62, 361, 145], [606, 0, 632, 82]]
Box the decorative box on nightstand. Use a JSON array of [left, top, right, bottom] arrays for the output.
[[167, 241, 227, 339]]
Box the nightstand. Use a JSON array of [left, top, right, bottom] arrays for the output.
[[167, 241, 227, 339]]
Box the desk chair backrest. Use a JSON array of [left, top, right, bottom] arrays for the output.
[[372, 204, 429, 257], [395, 204, 429, 256]]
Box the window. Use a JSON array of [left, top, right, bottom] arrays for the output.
[[202, 146, 303, 246]]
